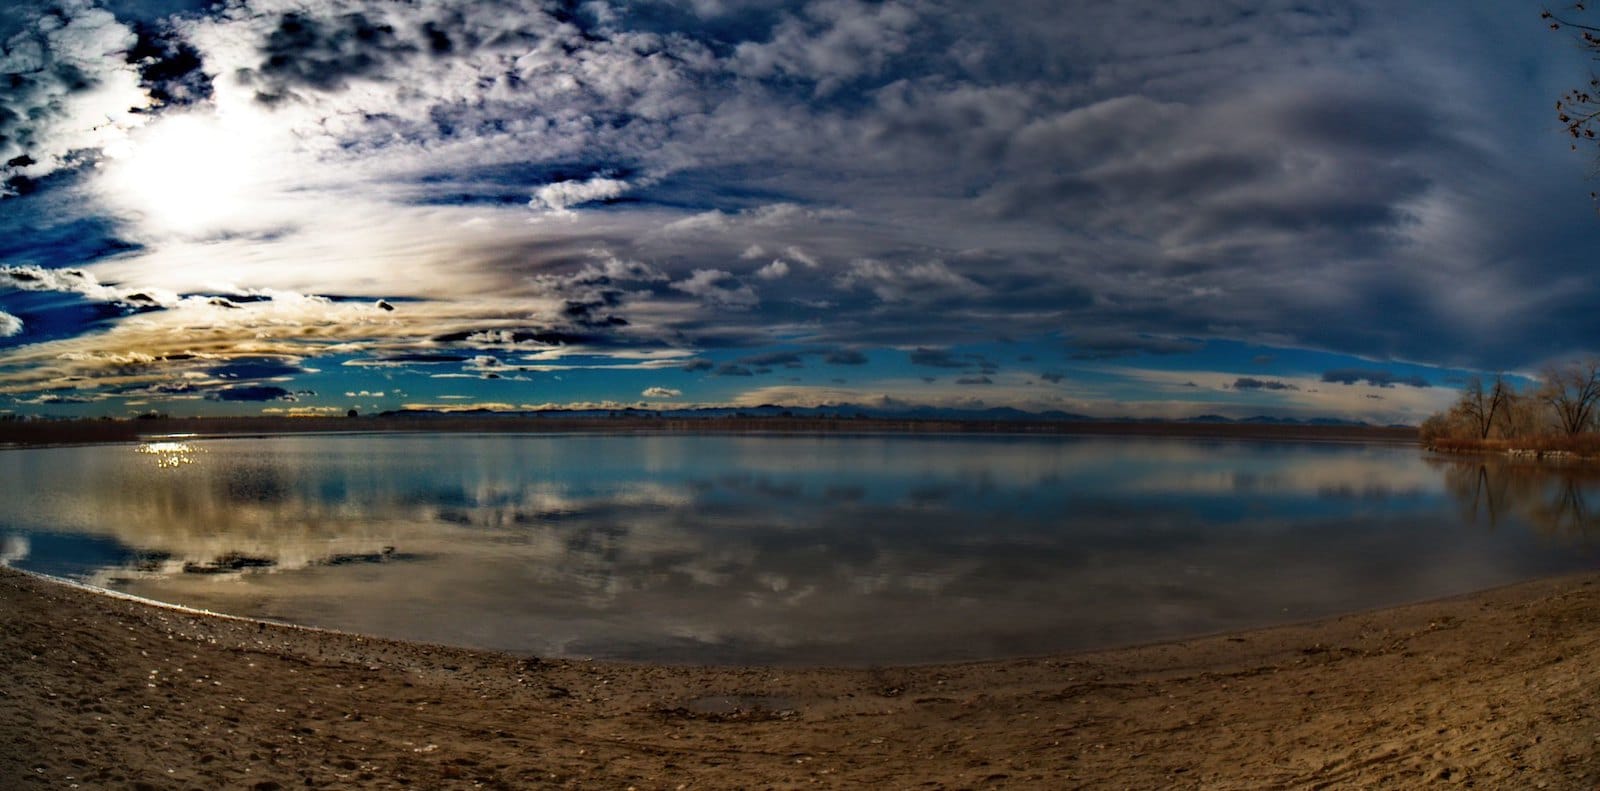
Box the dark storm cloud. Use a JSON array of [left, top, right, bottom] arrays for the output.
[[126, 20, 211, 107], [241, 11, 419, 104], [205, 385, 308, 402], [375, 352, 472, 364], [208, 356, 307, 380], [527, 256, 666, 332], [1066, 332, 1203, 360], [737, 351, 806, 369], [1321, 368, 1430, 388], [1232, 377, 1299, 392], [823, 349, 867, 365], [908, 347, 968, 368], [1273, 88, 1446, 156]]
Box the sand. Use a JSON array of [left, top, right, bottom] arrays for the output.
[[3, 568, 1599, 789]]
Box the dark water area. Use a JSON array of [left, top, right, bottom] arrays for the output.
[[1, 433, 1595, 665]]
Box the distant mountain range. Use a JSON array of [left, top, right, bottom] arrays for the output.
[[376, 403, 1407, 428]]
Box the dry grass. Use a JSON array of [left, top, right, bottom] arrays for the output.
[[1428, 433, 1600, 457]]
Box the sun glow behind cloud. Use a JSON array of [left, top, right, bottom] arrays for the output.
[[95, 106, 307, 241]]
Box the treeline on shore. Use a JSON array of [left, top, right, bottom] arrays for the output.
[[0, 414, 1416, 447], [1423, 359, 1600, 456]]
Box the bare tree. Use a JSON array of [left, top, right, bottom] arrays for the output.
[[1539, 359, 1600, 435], [1547, 5, 1600, 143], [1455, 375, 1510, 439], [1498, 385, 1546, 439], [1545, 4, 1600, 209]]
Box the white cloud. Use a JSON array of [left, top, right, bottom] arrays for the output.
[[529, 177, 631, 213], [731, 0, 920, 96], [782, 246, 821, 268], [642, 386, 682, 398], [755, 259, 790, 280], [0, 264, 179, 307], [0, 2, 150, 189], [260, 405, 345, 416], [400, 401, 520, 412], [836, 259, 983, 303], [0, 311, 21, 337], [671, 269, 759, 309]]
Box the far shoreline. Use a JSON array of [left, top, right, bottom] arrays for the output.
[[0, 413, 1420, 448]]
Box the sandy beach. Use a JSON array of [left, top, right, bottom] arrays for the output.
[[2, 567, 1598, 789]]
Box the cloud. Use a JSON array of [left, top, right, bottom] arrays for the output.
[[366, 352, 473, 365], [0, 264, 175, 307], [1039, 371, 1065, 383], [261, 405, 346, 415], [730, 0, 920, 96], [955, 375, 992, 385], [0, 311, 20, 337], [908, 347, 968, 368], [208, 356, 307, 380], [529, 176, 631, 213], [661, 204, 852, 236], [1231, 377, 1299, 392], [126, 19, 213, 109], [837, 259, 983, 303], [755, 259, 790, 280], [1066, 332, 1203, 360], [671, 269, 759, 309], [738, 351, 806, 369], [20, 392, 104, 405], [824, 349, 867, 365], [0, 0, 1595, 416], [714, 364, 754, 377], [237, 10, 422, 105], [1320, 368, 1430, 388], [642, 386, 681, 398], [682, 359, 715, 373], [0, 2, 149, 192], [205, 385, 308, 402]]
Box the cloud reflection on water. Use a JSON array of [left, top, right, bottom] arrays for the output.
[[0, 435, 1594, 664]]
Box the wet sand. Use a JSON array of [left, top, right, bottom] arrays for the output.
[[3, 567, 1598, 789]]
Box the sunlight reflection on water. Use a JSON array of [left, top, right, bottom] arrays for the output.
[[135, 442, 200, 468]]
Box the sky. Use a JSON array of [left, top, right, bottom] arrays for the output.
[[1, 0, 1598, 424]]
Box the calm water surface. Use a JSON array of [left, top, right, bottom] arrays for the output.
[[1, 433, 1595, 664]]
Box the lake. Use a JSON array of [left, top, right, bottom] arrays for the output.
[[1, 432, 1595, 665]]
